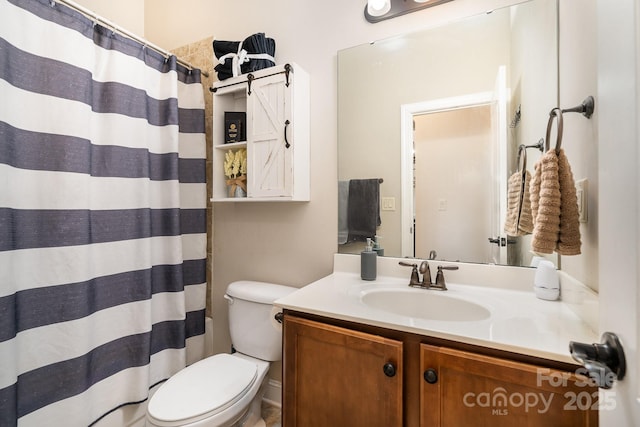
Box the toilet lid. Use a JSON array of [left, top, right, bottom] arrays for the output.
[[148, 354, 258, 423]]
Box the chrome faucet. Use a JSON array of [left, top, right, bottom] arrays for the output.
[[430, 265, 459, 291], [399, 261, 458, 291], [399, 261, 422, 286], [399, 261, 432, 288]]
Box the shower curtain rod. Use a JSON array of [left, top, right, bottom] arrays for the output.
[[54, 0, 210, 78]]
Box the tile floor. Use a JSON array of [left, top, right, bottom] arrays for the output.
[[262, 401, 281, 427]]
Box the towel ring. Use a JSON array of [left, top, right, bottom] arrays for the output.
[[516, 139, 544, 170], [545, 108, 564, 154], [516, 144, 527, 172]]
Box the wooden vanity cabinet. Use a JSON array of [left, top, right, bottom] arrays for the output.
[[282, 312, 598, 427], [421, 344, 598, 427], [282, 315, 403, 427]]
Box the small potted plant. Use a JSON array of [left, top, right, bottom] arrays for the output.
[[224, 148, 247, 197]]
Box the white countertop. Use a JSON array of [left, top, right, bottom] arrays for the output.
[[275, 254, 599, 364]]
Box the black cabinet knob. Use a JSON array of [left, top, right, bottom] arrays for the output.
[[424, 368, 438, 384], [383, 362, 396, 377]]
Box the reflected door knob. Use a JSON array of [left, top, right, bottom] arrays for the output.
[[488, 237, 507, 246]]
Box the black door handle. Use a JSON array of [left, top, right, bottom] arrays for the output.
[[569, 332, 626, 389], [488, 237, 507, 246], [284, 120, 291, 148]]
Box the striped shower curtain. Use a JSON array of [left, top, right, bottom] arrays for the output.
[[0, 0, 207, 425]]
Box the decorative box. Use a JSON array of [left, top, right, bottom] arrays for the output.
[[224, 111, 246, 144]]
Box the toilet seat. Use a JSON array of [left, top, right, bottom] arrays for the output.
[[147, 354, 258, 426]]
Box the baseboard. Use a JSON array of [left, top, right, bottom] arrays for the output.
[[262, 379, 282, 408]]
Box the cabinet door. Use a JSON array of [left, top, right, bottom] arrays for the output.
[[246, 72, 292, 197], [420, 344, 598, 427], [283, 316, 403, 427]]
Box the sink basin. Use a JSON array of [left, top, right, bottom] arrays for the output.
[[361, 289, 491, 322]]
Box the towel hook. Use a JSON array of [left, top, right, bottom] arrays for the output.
[[544, 96, 594, 155], [531, 138, 545, 153], [562, 96, 595, 119], [545, 108, 564, 154]]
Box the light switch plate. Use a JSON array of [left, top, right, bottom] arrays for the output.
[[381, 197, 396, 211], [576, 178, 588, 223]]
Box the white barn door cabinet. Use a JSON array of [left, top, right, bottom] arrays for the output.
[[211, 63, 310, 202]]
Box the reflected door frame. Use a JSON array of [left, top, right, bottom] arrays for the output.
[[400, 92, 496, 259]]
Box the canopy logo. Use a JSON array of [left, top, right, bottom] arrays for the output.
[[462, 367, 616, 415], [463, 387, 553, 415]]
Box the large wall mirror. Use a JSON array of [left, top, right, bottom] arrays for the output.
[[338, 0, 559, 267]]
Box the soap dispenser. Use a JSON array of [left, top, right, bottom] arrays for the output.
[[372, 235, 384, 257], [361, 238, 377, 281], [533, 260, 560, 300]]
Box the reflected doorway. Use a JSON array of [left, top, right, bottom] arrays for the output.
[[413, 106, 494, 263]]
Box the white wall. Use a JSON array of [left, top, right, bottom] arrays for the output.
[[508, 0, 559, 268], [143, 0, 213, 51], [73, 0, 144, 36], [557, 0, 599, 291]]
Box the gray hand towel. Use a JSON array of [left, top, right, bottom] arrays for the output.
[[347, 179, 381, 242], [338, 181, 349, 244]]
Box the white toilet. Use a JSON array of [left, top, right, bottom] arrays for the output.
[[146, 281, 297, 427]]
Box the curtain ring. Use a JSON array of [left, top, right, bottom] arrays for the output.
[[545, 107, 564, 154]]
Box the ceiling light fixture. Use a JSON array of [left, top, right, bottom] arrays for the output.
[[364, 0, 454, 23], [367, 0, 391, 17]]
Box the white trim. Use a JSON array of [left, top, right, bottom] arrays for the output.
[[262, 379, 282, 407], [596, 0, 640, 421]]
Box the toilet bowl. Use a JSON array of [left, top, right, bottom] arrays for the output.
[[146, 353, 269, 427], [146, 281, 297, 427]]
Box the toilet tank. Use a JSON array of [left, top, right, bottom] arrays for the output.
[[225, 281, 297, 361]]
